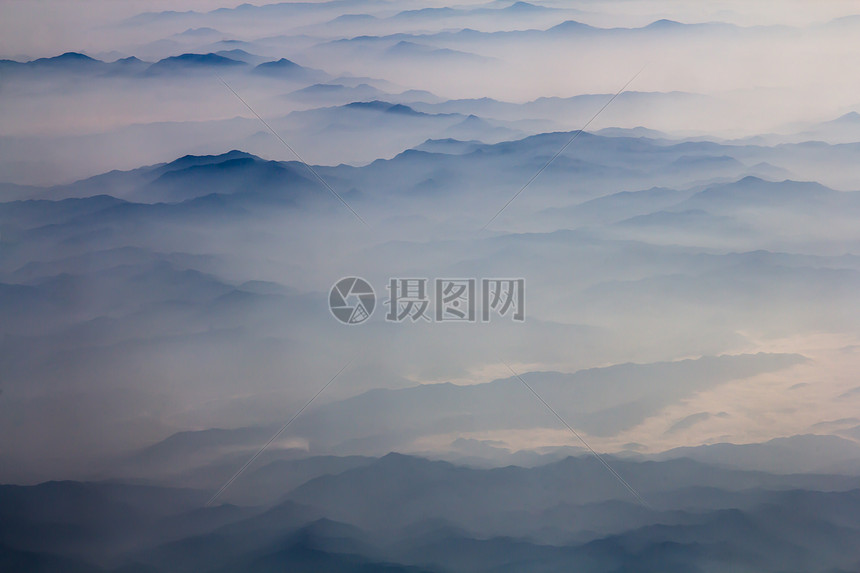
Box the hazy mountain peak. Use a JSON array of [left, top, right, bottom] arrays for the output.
[[548, 20, 597, 33], [505, 1, 547, 12], [345, 100, 424, 115], [831, 111, 860, 123], [252, 57, 325, 80], [147, 52, 246, 74], [46, 51, 96, 61], [174, 26, 221, 37], [30, 52, 102, 66], [647, 18, 684, 28], [258, 57, 300, 68], [113, 56, 144, 64], [163, 150, 259, 171]]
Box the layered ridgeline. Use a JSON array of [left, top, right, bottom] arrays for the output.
[[3, 134, 860, 488], [4, 2, 860, 571], [2, 450, 860, 572]]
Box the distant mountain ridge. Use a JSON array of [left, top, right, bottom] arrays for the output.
[[0, 52, 327, 79], [5, 451, 860, 572]]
